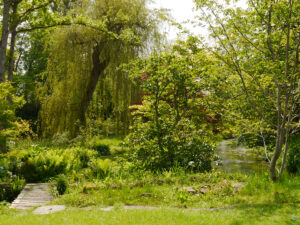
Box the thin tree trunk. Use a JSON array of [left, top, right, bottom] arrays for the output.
[[279, 116, 291, 175], [0, 0, 11, 82], [270, 127, 284, 180], [279, 133, 289, 176]]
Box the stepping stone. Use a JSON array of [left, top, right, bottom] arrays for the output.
[[10, 183, 54, 210], [33, 205, 66, 215]]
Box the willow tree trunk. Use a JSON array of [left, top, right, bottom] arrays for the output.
[[77, 45, 109, 132], [0, 0, 11, 82]]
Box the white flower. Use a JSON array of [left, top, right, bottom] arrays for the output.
[[188, 161, 195, 167]]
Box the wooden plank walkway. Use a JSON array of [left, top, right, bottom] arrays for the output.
[[10, 183, 53, 210]]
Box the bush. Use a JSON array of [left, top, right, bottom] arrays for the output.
[[13, 119, 37, 140], [0, 82, 25, 153], [51, 132, 70, 147], [57, 175, 68, 195], [125, 52, 216, 172], [4, 147, 96, 182], [132, 131, 214, 172], [287, 135, 300, 174], [77, 150, 90, 168], [19, 151, 68, 182], [88, 140, 111, 156], [0, 166, 7, 178], [89, 159, 111, 179], [0, 176, 25, 202]]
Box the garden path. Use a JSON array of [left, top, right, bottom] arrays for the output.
[[10, 183, 53, 210]]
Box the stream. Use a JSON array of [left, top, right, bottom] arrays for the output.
[[213, 140, 268, 174]]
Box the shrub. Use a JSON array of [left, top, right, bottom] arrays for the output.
[[0, 82, 25, 153], [12, 120, 37, 140], [77, 150, 90, 168], [20, 151, 68, 182], [132, 131, 214, 172], [57, 175, 68, 195], [286, 135, 300, 174], [94, 144, 110, 156], [51, 132, 70, 147], [3, 146, 97, 182], [89, 159, 111, 179], [0, 166, 6, 178], [125, 52, 216, 172], [88, 140, 111, 156], [0, 176, 25, 202]]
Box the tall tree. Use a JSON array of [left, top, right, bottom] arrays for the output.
[[38, 0, 166, 137], [195, 0, 300, 180], [0, 0, 70, 151], [1, 0, 74, 82]]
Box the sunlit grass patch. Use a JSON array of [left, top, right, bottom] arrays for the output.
[[0, 204, 299, 225]]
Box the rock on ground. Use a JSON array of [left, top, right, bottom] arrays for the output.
[[33, 205, 66, 215]]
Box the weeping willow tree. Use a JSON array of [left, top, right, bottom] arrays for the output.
[[85, 69, 142, 136], [38, 0, 166, 137]]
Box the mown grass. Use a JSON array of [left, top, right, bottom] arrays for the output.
[[0, 204, 299, 225]]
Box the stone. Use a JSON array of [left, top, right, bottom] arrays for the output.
[[141, 193, 152, 197], [33, 205, 66, 215], [183, 186, 197, 194], [199, 187, 210, 194], [231, 182, 246, 189], [82, 183, 97, 193]]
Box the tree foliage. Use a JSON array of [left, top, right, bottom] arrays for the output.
[[125, 39, 226, 171], [0, 83, 24, 153], [38, 0, 166, 138], [195, 0, 300, 179]]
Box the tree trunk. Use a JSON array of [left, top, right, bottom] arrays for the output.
[[0, 0, 11, 153], [8, 31, 17, 82], [279, 119, 291, 175], [0, 137, 7, 153], [270, 127, 285, 180], [0, 0, 11, 83], [78, 45, 109, 132], [279, 136, 289, 176], [8, 1, 19, 82]]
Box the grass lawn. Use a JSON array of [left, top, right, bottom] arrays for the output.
[[52, 172, 300, 209], [0, 204, 299, 225]]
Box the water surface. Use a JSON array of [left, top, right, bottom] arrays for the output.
[[214, 140, 268, 174]]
